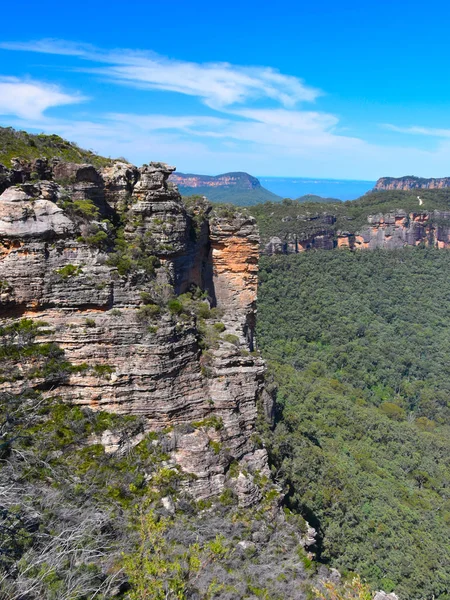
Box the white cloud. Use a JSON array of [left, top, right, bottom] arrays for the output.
[[384, 124, 450, 138], [0, 77, 85, 119], [5, 40, 450, 179], [0, 39, 321, 109], [108, 113, 228, 135], [231, 108, 339, 131], [7, 109, 450, 179]]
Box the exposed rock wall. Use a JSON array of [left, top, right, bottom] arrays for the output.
[[264, 210, 450, 254], [209, 215, 259, 348], [337, 211, 450, 250], [169, 171, 261, 190], [0, 158, 270, 502], [374, 176, 450, 191]]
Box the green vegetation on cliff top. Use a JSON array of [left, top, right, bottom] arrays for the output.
[[250, 188, 450, 243], [0, 126, 113, 168], [176, 170, 282, 205], [296, 194, 339, 203]]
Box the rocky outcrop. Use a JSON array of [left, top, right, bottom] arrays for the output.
[[374, 176, 450, 191], [209, 214, 259, 348], [0, 158, 270, 503], [338, 211, 450, 250], [263, 213, 336, 254], [264, 210, 450, 254], [264, 231, 335, 254], [373, 593, 399, 600]]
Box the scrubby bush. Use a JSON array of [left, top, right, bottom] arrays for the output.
[[222, 333, 239, 346], [56, 264, 82, 279], [168, 298, 183, 315], [137, 303, 161, 321], [73, 199, 100, 219]]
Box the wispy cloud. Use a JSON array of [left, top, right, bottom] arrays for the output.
[[0, 77, 85, 119], [384, 123, 450, 138], [0, 39, 321, 110], [4, 40, 450, 178]]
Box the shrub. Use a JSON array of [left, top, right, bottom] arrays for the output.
[[73, 199, 100, 219], [140, 291, 153, 304], [56, 264, 82, 279], [137, 303, 161, 321], [209, 440, 222, 454], [312, 575, 372, 600], [92, 364, 114, 377], [83, 229, 108, 248], [192, 416, 223, 431], [168, 298, 183, 315], [222, 333, 240, 346], [196, 303, 212, 319], [0, 279, 11, 294]]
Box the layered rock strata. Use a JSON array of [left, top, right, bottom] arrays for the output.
[[374, 175, 450, 191], [0, 157, 270, 502], [337, 211, 450, 250], [264, 210, 450, 254]]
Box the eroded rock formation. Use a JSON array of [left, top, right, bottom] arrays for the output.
[[374, 175, 450, 191], [337, 211, 450, 250], [264, 210, 450, 254], [0, 157, 271, 502]]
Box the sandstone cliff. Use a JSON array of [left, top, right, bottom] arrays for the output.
[[264, 210, 450, 254], [0, 157, 272, 503], [374, 175, 450, 191], [169, 171, 262, 190], [337, 210, 450, 250]]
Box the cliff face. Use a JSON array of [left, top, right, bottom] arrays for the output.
[[338, 211, 450, 250], [0, 158, 271, 503], [169, 171, 261, 190], [264, 210, 450, 254], [374, 176, 450, 191]]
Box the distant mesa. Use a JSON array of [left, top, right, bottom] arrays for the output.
[[169, 171, 281, 206], [170, 171, 261, 190], [375, 175, 450, 191]]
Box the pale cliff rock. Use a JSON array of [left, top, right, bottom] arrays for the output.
[[0, 184, 74, 239], [338, 210, 450, 250], [374, 175, 450, 191], [264, 210, 450, 254], [373, 592, 399, 600], [0, 158, 269, 502], [102, 161, 139, 210]]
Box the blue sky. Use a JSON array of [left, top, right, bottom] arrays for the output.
[[2, 0, 450, 179]]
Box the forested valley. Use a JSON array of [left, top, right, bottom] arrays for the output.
[[257, 248, 450, 599]]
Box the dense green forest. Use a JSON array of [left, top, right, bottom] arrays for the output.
[[257, 248, 450, 599]]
